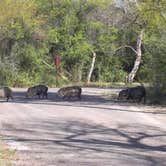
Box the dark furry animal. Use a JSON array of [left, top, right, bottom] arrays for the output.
[[118, 88, 130, 100], [26, 85, 48, 99], [127, 86, 146, 103], [118, 86, 146, 103], [0, 87, 13, 102], [57, 86, 82, 100]]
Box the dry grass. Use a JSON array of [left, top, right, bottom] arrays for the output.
[[0, 136, 18, 166]]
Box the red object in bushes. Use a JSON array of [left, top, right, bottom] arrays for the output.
[[54, 55, 61, 67]]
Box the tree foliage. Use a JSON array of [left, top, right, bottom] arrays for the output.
[[0, 0, 165, 100]]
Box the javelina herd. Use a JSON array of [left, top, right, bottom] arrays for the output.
[[118, 86, 146, 103], [0, 84, 146, 104], [57, 86, 82, 100], [0, 85, 82, 102]]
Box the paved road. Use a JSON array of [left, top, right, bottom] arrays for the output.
[[0, 88, 166, 166]]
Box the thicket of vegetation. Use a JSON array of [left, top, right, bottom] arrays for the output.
[[0, 0, 165, 100]]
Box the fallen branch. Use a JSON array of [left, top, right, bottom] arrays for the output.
[[42, 60, 55, 70]]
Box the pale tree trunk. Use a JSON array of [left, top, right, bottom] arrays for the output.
[[78, 62, 83, 82], [127, 30, 144, 83], [87, 51, 96, 84]]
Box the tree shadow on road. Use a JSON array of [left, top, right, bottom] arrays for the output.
[[1, 119, 166, 165]]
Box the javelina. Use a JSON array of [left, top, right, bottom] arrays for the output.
[[26, 85, 48, 99], [57, 86, 82, 100], [127, 86, 146, 103], [0, 87, 13, 102], [118, 88, 130, 100]]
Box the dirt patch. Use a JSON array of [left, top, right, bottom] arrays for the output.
[[0, 136, 18, 165]]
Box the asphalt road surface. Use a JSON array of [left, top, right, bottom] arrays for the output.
[[0, 88, 166, 166]]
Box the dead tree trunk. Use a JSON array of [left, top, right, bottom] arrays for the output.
[[78, 62, 83, 82], [87, 51, 96, 84], [127, 30, 144, 83]]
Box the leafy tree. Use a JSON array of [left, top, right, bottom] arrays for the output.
[[0, 0, 47, 86], [0, 0, 165, 101]]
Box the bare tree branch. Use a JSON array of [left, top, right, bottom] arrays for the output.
[[115, 45, 138, 55], [42, 60, 55, 70]]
